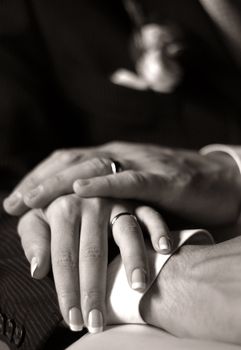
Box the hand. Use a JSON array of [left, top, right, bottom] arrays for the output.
[[140, 236, 241, 344], [72, 142, 241, 226], [3, 147, 102, 215], [3, 146, 139, 215], [5, 142, 240, 225], [17, 194, 171, 333]]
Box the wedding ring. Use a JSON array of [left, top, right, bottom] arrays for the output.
[[110, 212, 137, 229], [110, 160, 123, 174]]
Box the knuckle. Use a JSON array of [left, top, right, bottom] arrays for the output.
[[138, 206, 161, 220], [103, 141, 123, 150], [127, 170, 147, 186], [53, 251, 78, 268], [50, 195, 80, 217], [68, 153, 83, 164], [58, 289, 79, 302], [51, 149, 78, 163], [51, 173, 65, 185], [135, 205, 150, 217], [81, 289, 105, 311], [80, 244, 104, 261], [101, 141, 117, 149], [82, 289, 103, 301], [51, 149, 66, 159], [23, 176, 38, 189], [82, 197, 107, 212], [60, 151, 82, 164], [89, 157, 111, 174], [172, 171, 193, 193]]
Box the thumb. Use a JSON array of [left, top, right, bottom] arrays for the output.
[[18, 210, 51, 279]]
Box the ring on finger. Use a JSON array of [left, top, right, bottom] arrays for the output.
[[110, 212, 137, 229], [110, 159, 123, 174]]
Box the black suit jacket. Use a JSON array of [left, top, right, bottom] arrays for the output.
[[0, 1, 241, 349]]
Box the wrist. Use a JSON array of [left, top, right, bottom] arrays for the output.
[[200, 145, 241, 224], [200, 144, 241, 194], [139, 245, 205, 332]]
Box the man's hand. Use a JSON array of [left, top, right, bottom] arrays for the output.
[[4, 142, 241, 226], [140, 236, 241, 344], [73, 142, 241, 226]]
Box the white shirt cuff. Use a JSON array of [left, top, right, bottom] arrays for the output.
[[200, 144, 241, 175], [106, 229, 214, 325]]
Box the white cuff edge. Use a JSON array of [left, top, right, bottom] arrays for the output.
[[200, 144, 241, 175]]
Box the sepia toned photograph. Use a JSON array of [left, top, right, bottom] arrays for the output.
[[0, 1, 241, 349]]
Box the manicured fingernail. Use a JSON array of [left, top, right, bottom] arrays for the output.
[[159, 236, 171, 254], [88, 309, 103, 334], [4, 192, 22, 208], [25, 186, 43, 202], [131, 268, 146, 291], [69, 307, 83, 332], [30, 257, 39, 278]]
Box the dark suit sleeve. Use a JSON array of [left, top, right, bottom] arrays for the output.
[[0, 2, 67, 349], [0, 196, 63, 350]]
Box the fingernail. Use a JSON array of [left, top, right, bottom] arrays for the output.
[[69, 307, 83, 332], [159, 236, 171, 254], [131, 268, 146, 291], [4, 192, 22, 208], [30, 257, 39, 278], [88, 309, 103, 334], [25, 186, 43, 202]]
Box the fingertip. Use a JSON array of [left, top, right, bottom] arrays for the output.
[[30, 254, 50, 279], [157, 236, 172, 255], [69, 307, 84, 332], [73, 180, 81, 194], [131, 268, 147, 292], [73, 179, 90, 195], [30, 257, 39, 278], [87, 309, 104, 334], [3, 192, 24, 215]]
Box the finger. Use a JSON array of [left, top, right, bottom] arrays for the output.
[[111, 205, 149, 292], [79, 198, 109, 333], [3, 149, 85, 216], [23, 158, 116, 209], [135, 206, 172, 254], [17, 209, 51, 279], [47, 195, 83, 332], [74, 170, 155, 201]]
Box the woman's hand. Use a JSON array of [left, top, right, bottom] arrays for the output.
[[17, 195, 171, 333]]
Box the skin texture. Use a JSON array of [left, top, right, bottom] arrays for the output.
[[17, 195, 170, 332], [140, 236, 241, 345], [3, 142, 241, 338], [4, 142, 241, 225]]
